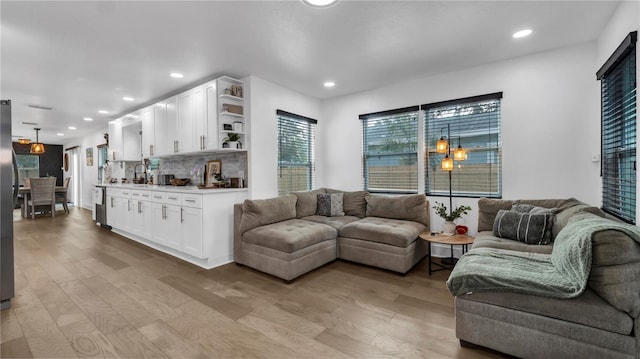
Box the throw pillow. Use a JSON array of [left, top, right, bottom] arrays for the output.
[[325, 188, 368, 218], [316, 193, 345, 217], [493, 209, 554, 245], [365, 194, 427, 225]]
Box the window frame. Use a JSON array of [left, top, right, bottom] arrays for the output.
[[277, 109, 317, 195], [423, 92, 503, 199], [360, 106, 420, 194], [597, 31, 637, 224]]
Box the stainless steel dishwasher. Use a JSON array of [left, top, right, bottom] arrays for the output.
[[94, 185, 110, 228]]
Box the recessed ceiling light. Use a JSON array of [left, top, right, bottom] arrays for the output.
[[98, 110, 108, 114], [83, 117, 93, 122], [324, 81, 335, 88], [123, 96, 134, 101], [68, 126, 77, 130], [303, 0, 338, 7], [57, 133, 64, 136], [170, 73, 184, 78], [513, 29, 532, 38]]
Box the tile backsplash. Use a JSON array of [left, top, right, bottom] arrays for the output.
[[110, 152, 247, 185]]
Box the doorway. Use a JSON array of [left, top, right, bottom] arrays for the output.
[[65, 147, 81, 208]]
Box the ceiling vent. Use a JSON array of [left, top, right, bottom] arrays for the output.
[[20, 121, 38, 126], [27, 104, 53, 110]]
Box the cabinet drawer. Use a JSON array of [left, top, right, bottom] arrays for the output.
[[138, 191, 152, 200], [182, 194, 202, 208], [151, 192, 166, 203], [131, 190, 149, 199], [165, 193, 182, 204], [120, 189, 132, 197]]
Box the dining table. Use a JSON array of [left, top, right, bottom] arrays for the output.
[[18, 186, 67, 218]]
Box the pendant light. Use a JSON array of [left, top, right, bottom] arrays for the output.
[[453, 144, 467, 161], [436, 137, 448, 154], [441, 154, 453, 171], [30, 128, 45, 154], [18, 138, 31, 145]]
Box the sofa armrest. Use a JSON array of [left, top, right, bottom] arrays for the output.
[[233, 203, 243, 263]]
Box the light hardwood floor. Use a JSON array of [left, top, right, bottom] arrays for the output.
[[2, 208, 507, 359]]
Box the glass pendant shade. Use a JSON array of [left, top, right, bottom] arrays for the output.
[[441, 155, 453, 171], [30, 128, 45, 154], [436, 137, 448, 153], [18, 138, 30, 145], [453, 145, 467, 161]]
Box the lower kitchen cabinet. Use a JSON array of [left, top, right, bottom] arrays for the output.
[[104, 186, 247, 269]]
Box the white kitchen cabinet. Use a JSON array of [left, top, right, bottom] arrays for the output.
[[122, 121, 142, 161], [194, 81, 218, 151], [177, 90, 196, 153], [181, 207, 203, 258], [131, 190, 153, 239], [108, 119, 124, 161], [141, 106, 154, 158], [153, 103, 168, 156], [165, 96, 179, 154]]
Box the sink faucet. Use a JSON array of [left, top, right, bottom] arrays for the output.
[[134, 163, 147, 184]]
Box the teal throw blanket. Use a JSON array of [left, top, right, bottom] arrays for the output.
[[447, 215, 640, 298]]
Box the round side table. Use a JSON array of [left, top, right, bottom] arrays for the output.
[[419, 232, 475, 275]]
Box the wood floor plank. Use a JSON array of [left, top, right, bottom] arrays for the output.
[[58, 280, 131, 334], [138, 321, 211, 359], [81, 276, 158, 329], [158, 275, 252, 320], [315, 328, 394, 359], [59, 318, 121, 359], [105, 327, 168, 359], [1, 308, 24, 344], [239, 313, 354, 359], [0, 336, 33, 358], [31, 278, 86, 328]]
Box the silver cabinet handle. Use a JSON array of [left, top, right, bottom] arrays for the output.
[[162, 204, 166, 219], [127, 200, 131, 211], [138, 201, 141, 213], [150, 144, 154, 156], [110, 197, 114, 208], [168, 196, 177, 200], [185, 199, 195, 203], [181, 207, 184, 223]]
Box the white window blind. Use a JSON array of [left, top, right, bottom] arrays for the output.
[[597, 31, 637, 224], [277, 110, 316, 195], [360, 106, 419, 193], [424, 93, 502, 198]]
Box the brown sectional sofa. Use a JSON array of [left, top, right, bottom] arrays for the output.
[[454, 198, 640, 359], [233, 189, 429, 281]]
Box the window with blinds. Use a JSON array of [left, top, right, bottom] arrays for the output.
[[424, 93, 502, 198], [360, 106, 419, 193], [597, 31, 637, 224], [277, 110, 317, 195]]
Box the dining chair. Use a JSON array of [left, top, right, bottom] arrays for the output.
[[56, 177, 71, 213], [21, 178, 32, 217], [28, 177, 56, 219]]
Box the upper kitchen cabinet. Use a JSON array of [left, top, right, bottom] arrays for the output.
[[108, 115, 142, 162], [141, 106, 154, 158], [217, 76, 245, 151], [197, 81, 219, 151]]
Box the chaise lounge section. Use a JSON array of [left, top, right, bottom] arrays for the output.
[[233, 189, 429, 281]]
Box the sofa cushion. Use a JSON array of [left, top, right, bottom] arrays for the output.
[[477, 198, 514, 232], [365, 194, 427, 226], [339, 217, 427, 247], [240, 195, 297, 234], [316, 193, 345, 217], [458, 288, 633, 335], [293, 189, 325, 218], [301, 215, 360, 230], [552, 201, 606, 239], [472, 231, 553, 254], [325, 188, 368, 218], [493, 209, 554, 245], [242, 219, 337, 253]]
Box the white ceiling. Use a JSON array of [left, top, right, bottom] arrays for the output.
[[1, 0, 620, 145]]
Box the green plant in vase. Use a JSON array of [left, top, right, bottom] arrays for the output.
[[223, 133, 242, 149], [433, 201, 471, 234]]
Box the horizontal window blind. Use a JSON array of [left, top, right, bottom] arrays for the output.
[[598, 32, 636, 223], [277, 110, 316, 195], [423, 93, 502, 198], [360, 106, 419, 193]]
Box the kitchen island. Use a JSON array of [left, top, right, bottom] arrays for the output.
[[101, 183, 248, 269]]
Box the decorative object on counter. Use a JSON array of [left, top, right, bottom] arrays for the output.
[[231, 85, 243, 98], [104, 132, 109, 146], [433, 201, 472, 235], [222, 133, 242, 149], [206, 160, 222, 186], [170, 178, 190, 186], [456, 225, 469, 235]]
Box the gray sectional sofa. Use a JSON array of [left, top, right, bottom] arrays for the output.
[[453, 198, 640, 359], [233, 189, 429, 281]]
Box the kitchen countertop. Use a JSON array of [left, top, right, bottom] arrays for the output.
[[98, 183, 248, 194]]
